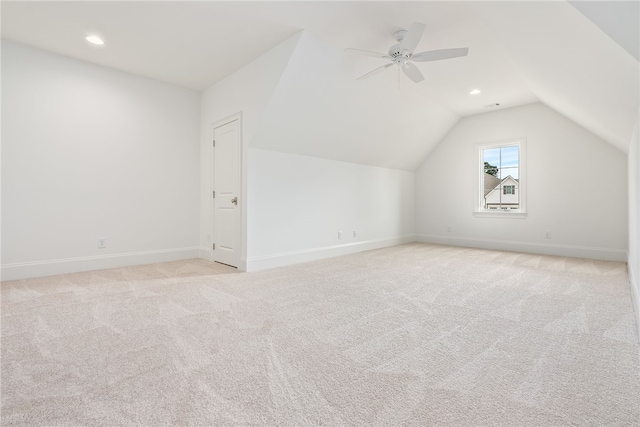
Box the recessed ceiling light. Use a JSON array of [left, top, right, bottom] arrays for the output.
[[469, 89, 481, 95], [86, 35, 104, 45]]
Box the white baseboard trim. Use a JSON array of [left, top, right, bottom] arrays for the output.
[[416, 234, 627, 262], [629, 263, 640, 342], [1, 247, 200, 281], [199, 246, 214, 262], [246, 234, 416, 272]]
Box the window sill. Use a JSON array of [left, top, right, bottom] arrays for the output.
[[473, 211, 527, 219]]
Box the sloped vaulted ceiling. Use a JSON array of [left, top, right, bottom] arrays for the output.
[[248, 1, 638, 170], [2, 1, 638, 164], [250, 31, 460, 171], [470, 1, 639, 153]]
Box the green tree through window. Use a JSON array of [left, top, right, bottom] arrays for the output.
[[484, 161, 498, 176]]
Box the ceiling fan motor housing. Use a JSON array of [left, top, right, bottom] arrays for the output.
[[389, 29, 411, 62], [388, 44, 410, 63]]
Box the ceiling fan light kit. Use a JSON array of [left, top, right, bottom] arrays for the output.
[[346, 22, 469, 83]]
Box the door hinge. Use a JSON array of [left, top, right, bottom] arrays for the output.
[[212, 243, 215, 250], [213, 139, 216, 148], [212, 190, 215, 198]]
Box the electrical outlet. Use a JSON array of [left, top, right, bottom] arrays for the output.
[[353, 230, 357, 238], [447, 225, 452, 232], [544, 231, 551, 239], [338, 231, 342, 240], [97, 238, 107, 249]]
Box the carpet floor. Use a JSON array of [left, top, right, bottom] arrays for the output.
[[2, 243, 639, 426]]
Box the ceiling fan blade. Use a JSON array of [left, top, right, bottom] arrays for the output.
[[402, 62, 425, 83], [344, 48, 391, 59], [399, 22, 426, 54], [357, 62, 394, 80], [412, 47, 469, 62]]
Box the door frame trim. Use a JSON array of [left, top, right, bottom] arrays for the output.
[[210, 112, 245, 270]]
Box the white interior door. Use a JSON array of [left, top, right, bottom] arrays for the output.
[[213, 118, 241, 267]]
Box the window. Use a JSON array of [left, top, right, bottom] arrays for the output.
[[475, 140, 526, 218]]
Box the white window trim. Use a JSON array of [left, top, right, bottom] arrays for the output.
[[473, 139, 527, 219]]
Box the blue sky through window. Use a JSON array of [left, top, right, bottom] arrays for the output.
[[483, 145, 519, 179]]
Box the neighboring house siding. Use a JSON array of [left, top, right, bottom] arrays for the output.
[[485, 175, 519, 209]]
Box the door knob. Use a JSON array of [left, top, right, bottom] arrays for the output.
[[231, 197, 238, 205]]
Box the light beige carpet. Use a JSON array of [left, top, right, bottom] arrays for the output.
[[2, 243, 639, 426]]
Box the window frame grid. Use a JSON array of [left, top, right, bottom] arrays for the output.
[[474, 139, 527, 219]]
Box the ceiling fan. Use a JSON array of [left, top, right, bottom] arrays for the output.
[[345, 22, 469, 83]]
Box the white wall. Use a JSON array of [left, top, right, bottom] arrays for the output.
[[1, 41, 201, 280], [629, 116, 640, 333], [246, 148, 415, 270], [416, 102, 628, 261], [199, 32, 417, 270]]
